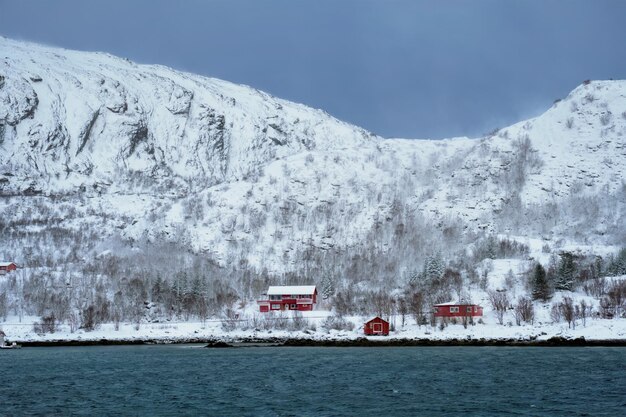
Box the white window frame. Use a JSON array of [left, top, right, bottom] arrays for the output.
[[450, 306, 459, 313]]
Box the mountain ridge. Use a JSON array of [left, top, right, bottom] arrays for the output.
[[0, 37, 624, 276], [0, 36, 376, 196]]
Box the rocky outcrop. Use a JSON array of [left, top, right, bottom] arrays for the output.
[[0, 74, 39, 126], [0, 37, 374, 192]]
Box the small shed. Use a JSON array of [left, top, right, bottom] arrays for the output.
[[364, 316, 389, 336]]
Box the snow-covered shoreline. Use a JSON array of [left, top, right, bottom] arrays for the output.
[[5, 314, 625, 347], [15, 336, 626, 348]]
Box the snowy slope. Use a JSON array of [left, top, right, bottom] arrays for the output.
[[1, 37, 625, 274], [0, 36, 375, 194], [388, 81, 626, 224]]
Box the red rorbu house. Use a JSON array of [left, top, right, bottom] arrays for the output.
[[433, 302, 483, 318], [257, 285, 317, 312], [364, 316, 390, 336], [0, 262, 17, 275]]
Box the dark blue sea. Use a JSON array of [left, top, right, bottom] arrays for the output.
[[1, 345, 624, 416]]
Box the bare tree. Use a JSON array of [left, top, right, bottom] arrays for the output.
[[460, 305, 472, 329], [514, 296, 535, 325], [41, 311, 57, 333], [550, 303, 562, 323], [408, 291, 426, 326], [398, 296, 408, 328], [370, 291, 394, 320], [332, 290, 354, 317], [488, 290, 509, 325], [504, 269, 516, 292], [0, 291, 7, 321], [607, 280, 626, 318], [221, 307, 239, 331], [583, 277, 606, 298], [560, 297, 576, 329], [578, 300, 589, 327], [81, 305, 97, 331], [445, 268, 463, 301]]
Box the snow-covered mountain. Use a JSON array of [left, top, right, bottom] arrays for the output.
[[0, 37, 374, 192], [1, 37, 624, 276]]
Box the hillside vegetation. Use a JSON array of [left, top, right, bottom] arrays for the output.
[[0, 38, 625, 335]]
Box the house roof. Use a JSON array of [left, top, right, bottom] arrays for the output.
[[434, 301, 480, 306], [0, 262, 16, 267], [267, 285, 316, 295], [365, 316, 388, 324]]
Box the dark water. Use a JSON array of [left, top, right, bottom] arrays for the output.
[[1, 345, 625, 416]]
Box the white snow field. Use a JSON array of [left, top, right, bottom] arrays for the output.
[[1, 37, 625, 344]]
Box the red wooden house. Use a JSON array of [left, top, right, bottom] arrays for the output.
[[257, 285, 317, 312], [433, 302, 483, 318], [0, 262, 17, 275], [364, 316, 389, 336]]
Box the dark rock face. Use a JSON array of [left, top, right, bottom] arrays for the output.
[[204, 341, 234, 348], [76, 110, 100, 156], [166, 85, 193, 115], [0, 75, 39, 126]]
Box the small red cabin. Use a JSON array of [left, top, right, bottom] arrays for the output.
[[364, 316, 389, 336], [0, 262, 17, 275], [433, 302, 483, 318], [257, 285, 317, 312]]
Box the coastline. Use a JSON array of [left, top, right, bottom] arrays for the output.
[[17, 335, 626, 348], [5, 313, 626, 348]]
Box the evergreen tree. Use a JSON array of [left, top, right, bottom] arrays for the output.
[[592, 256, 604, 279], [173, 271, 189, 316], [191, 274, 209, 322], [531, 263, 551, 301], [424, 253, 445, 283], [555, 252, 576, 291], [486, 236, 498, 259], [189, 274, 204, 315], [604, 254, 616, 276], [151, 273, 164, 303], [618, 248, 626, 274], [407, 269, 420, 288], [321, 275, 335, 300], [606, 248, 626, 276]]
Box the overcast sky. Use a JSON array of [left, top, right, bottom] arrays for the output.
[[1, 0, 625, 138]]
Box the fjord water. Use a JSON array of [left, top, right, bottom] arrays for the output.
[[1, 346, 624, 416]]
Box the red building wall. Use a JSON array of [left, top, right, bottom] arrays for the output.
[[364, 317, 389, 336], [258, 289, 317, 312], [268, 297, 315, 311], [0, 263, 17, 273], [433, 304, 483, 318]]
